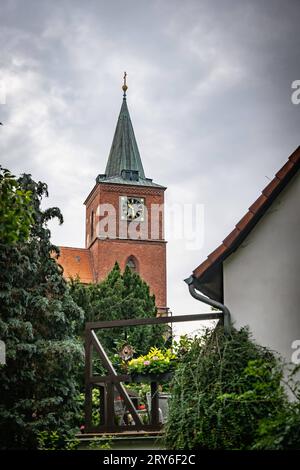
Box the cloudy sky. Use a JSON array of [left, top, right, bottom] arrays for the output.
[[1, 0, 299, 334]]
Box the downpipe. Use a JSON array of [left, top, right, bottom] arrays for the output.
[[185, 275, 231, 334]]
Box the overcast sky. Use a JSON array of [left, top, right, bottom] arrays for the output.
[[1, 0, 299, 335]]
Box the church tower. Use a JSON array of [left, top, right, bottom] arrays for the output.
[[82, 75, 167, 313]]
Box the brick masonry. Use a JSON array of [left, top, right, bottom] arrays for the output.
[[59, 181, 168, 311]]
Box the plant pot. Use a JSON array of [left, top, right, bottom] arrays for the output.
[[130, 371, 173, 383]]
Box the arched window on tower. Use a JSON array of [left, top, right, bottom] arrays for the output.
[[126, 256, 138, 273], [90, 210, 94, 239]]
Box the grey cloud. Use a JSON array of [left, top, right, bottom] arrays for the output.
[[0, 0, 299, 321]]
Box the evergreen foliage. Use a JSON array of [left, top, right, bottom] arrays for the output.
[[253, 401, 300, 449], [0, 167, 34, 244], [164, 326, 286, 450], [69, 263, 167, 356], [253, 365, 300, 449], [0, 173, 84, 449]]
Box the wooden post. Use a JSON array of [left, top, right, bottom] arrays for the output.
[[106, 383, 115, 427], [99, 385, 105, 426], [90, 330, 142, 428], [84, 330, 92, 431], [150, 381, 159, 425]]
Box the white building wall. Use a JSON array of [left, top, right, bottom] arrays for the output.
[[224, 172, 300, 366]]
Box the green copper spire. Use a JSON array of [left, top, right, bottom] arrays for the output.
[[105, 73, 146, 179], [96, 74, 165, 189]]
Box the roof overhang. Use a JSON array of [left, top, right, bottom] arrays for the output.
[[187, 146, 300, 301]]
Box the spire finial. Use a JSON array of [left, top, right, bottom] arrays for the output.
[[122, 71, 128, 98]]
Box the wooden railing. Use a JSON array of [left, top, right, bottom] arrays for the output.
[[84, 311, 223, 433]]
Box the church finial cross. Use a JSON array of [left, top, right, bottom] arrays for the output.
[[122, 71, 128, 98]]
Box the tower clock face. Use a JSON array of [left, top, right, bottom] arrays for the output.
[[120, 196, 145, 221]]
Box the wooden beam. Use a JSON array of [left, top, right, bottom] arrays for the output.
[[89, 374, 131, 384], [90, 330, 142, 428], [86, 312, 222, 330]]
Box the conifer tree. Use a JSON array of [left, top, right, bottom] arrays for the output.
[[70, 263, 167, 356], [0, 173, 84, 449], [0, 167, 34, 244]]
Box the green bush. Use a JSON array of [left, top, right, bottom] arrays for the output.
[[252, 366, 300, 449], [164, 326, 286, 450], [252, 402, 300, 449], [36, 430, 80, 450], [0, 172, 84, 449], [88, 436, 112, 450]]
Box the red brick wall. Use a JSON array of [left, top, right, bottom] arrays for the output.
[[85, 182, 167, 309], [85, 186, 100, 248], [90, 238, 167, 308]]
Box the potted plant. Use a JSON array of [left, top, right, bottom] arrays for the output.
[[127, 347, 177, 383]]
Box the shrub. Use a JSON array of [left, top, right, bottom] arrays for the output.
[[164, 326, 286, 450], [252, 402, 300, 449], [36, 430, 80, 450], [0, 173, 84, 449], [252, 365, 300, 449]]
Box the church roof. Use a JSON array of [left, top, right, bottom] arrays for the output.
[[105, 97, 145, 179], [95, 175, 165, 188], [98, 78, 165, 189]]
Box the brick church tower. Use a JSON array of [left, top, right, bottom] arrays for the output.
[[58, 77, 168, 313]]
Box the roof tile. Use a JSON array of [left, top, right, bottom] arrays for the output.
[[249, 194, 268, 214], [208, 244, 227, 264], [191, 146, 300, 282], [262, 177, 281, 197], [276, 161, 294, 181], [288, 146, 300, 164], [193, 258, 212, 278], [223, 228, 240, 247], [236, 211, 255, 231]]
